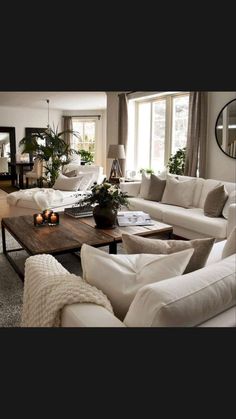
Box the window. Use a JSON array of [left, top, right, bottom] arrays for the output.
[[128, 92, 189, 174], [71, 118, 97, 158]]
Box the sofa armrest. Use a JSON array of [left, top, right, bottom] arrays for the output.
[[227, 203, 236, 237], [61, 303, 126, 327], [120, 181, 141, 197]]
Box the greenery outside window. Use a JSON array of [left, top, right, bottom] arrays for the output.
[[72, 118, 96, 160]]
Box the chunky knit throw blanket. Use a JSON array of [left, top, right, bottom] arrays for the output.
[[21, 254, 113, 327]]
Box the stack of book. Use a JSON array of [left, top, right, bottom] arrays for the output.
[[64, 205, 94, 218]]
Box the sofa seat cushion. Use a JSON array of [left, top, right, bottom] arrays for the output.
[[163, 208, 227, 239], [128, 198, 182, 222], [128, 198, 164, 220], [124, 254, 236, 327]]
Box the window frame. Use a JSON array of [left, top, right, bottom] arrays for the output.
[[71, 117, 98, 158], [132, 91, 189, 171]]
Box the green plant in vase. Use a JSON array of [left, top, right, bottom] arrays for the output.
[[82, 180, 129, 228], [19, 126, 78, 187]]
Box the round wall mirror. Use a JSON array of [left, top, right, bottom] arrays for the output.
[[215, 98, 236, 159]]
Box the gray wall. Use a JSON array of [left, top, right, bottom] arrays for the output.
[[206, 92, 236, 182]]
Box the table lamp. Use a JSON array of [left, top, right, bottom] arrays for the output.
[[107, 144, 126, 181]]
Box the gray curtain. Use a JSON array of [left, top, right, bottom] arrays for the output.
[[118, 93, 128, 176], [63, 116, 73, 146], [184, 92, 208, 178]]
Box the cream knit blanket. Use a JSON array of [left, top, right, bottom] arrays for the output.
[[21, 254, 113, 327]]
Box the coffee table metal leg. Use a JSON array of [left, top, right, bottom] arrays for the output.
[[1, 222, 6, 254], [109, 241, 117, 254]]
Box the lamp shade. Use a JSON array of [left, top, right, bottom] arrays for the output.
[[107, 144, 126, 159]]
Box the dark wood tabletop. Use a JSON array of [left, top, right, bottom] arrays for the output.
[[1, 214, 114, 255]]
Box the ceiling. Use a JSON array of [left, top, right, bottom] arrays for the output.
[[0, 92, 107, 110]]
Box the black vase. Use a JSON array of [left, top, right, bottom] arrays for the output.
[[93, 205, 117, 228]]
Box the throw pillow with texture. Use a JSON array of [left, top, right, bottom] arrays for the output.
[[146, 174, 166, 201], [124, 254, 236, 327], [53, 173, 83, 191], [122, 234, 215, 274], [222, 227, 236, 259], [161, 175, 196, 208], [81, 244, 193, 320], [222, 190, 236, 219], [204, 184, 228, 217], [139, 172, 151, 199]]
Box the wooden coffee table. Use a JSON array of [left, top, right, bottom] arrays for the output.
[[1, 214, 173, 280]]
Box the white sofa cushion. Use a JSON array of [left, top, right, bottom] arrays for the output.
[[81, 244, 193, 320], [63, 164, 104, 184], [139, 172, 151, 198], [161, 176, 197, 208], [163, 207, 227, 239], [53, 173, 85, 191], [222, 190, 236, 219], [124, 254, 236, 327], [128, 198, 170, 221], [177, 175, 205, 208]]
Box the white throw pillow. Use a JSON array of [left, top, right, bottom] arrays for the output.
[[139, 172, 151, 199], [161, 175, 196, 208], [53, 173, 83, 191], [124, 254, 236, 327], [222, 190, 236, 219], [78, 172, 96, 190], [81, 244, 194, 320]]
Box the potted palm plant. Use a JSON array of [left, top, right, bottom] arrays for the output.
[[19, 126, 78, 187]]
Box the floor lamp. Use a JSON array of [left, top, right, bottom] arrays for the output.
[[107, 144, 126, 182]]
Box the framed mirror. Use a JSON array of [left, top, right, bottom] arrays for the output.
[[215, 98, 236, 159], [0, 127, 16, 181]]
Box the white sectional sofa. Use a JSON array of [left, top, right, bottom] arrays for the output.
[[120, 175, 236, 240], [24, 238, 236, 327], [6, 165, 105, 217]]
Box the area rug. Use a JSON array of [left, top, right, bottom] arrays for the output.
[[0, 232, 124, 327], [0, 180, 18, 194]]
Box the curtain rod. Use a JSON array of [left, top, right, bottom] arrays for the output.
[[62, 115, 101, 119]]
